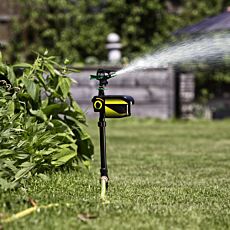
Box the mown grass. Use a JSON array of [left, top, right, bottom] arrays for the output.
[[1, 119, 230, 229]]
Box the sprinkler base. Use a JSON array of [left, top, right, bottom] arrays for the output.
[[100, 176, 109, 203]]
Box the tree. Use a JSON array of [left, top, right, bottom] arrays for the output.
[[9, 0, 109, 63], [7, 0, 228, 63]]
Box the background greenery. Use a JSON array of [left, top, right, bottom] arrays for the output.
[[8, 0, 230, 63], [1, 119, 230, 229], [6, 0, 230, 102]]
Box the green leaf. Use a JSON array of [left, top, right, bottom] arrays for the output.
[[58, 77, 71, 99], [7, 67, 16, 86], [29, 109, 47, 121], [64, 58, 70, 65], [16, 140, 27, 148], [65, 116, 90, 140], [42, 103, 68, 116], [0, 149, 15, 157], [44, 49, 49, 56], [59, 143, 77, 152], [13, 63, 33, 68], [46, 63, 56, 76], [35, 148, 56, 156], [41, 98, 49, 109], [3, 160, 18, 173], [14, 163, 34, 181], [37, 173, 50, 181], [36, 73, 47, 88], [20, 162, 35, 167], [7, 101, 15, 115], [51, 148, 77, 167], [77, 138, 94, 160], [0, 178, 16, 190], [22, 78, 40, 101], [15, 154, 30, 160], [54, 133, 75, 143], [51, 119, 74, 136]]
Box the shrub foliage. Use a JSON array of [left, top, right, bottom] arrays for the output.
[[0, 53, 93, 190]]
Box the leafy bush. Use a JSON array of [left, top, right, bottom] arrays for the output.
[[195, 68, 230, 103], [9, 0, 225, 63], [0, 53, 93, 190], [9, 0, 109, 63]]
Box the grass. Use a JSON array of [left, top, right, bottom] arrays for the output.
[[1, 118, 230, 229]]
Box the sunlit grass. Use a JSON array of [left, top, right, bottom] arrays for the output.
[[1, 119, 230, 229]]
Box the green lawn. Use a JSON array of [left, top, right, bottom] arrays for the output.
[[1, 119, 230, 229]]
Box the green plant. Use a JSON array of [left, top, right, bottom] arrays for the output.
[[0, 52, 93, 189], [9, 0, 109, 63], [8, 0, 227, 63], [195, 68, 230, 103]]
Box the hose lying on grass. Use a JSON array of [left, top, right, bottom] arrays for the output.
[[0, 203, 59, 224]]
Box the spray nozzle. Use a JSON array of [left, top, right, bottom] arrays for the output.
[[90, 69, 116, 81]]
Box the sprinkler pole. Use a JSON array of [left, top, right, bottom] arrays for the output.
[[91, 69, 134, 201], [92, 70, 111, 200], [98, 80, 109, 199]]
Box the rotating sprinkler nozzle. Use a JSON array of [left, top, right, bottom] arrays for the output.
[[90, 69, 116, 90], [90, 69, 116, 81], [91, 69, 134, 202]]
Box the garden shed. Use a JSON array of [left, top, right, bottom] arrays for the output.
[[175, 7, 230, 119]]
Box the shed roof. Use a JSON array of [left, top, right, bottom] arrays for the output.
[[175, 10, 230, 35]]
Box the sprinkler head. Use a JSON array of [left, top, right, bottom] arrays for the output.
[[90, 69, 116, 81]]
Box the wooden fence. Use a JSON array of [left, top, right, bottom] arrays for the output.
[[69, 67, 194, 119]]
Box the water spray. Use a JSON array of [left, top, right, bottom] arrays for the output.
[[116, 33, 230, 75], [91, 69, 134, 201]]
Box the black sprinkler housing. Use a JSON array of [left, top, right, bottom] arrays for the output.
[[92, 95, 134, 118]]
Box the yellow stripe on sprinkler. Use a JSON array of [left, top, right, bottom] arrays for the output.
[[105, 106, 127, 117], [105, 99, 128, 104]]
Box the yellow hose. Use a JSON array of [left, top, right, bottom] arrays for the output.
[[1, 203, 59, 224]]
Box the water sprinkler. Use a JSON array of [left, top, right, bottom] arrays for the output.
[[90, 69, 116, 88], [91, 69, 134, 201]]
